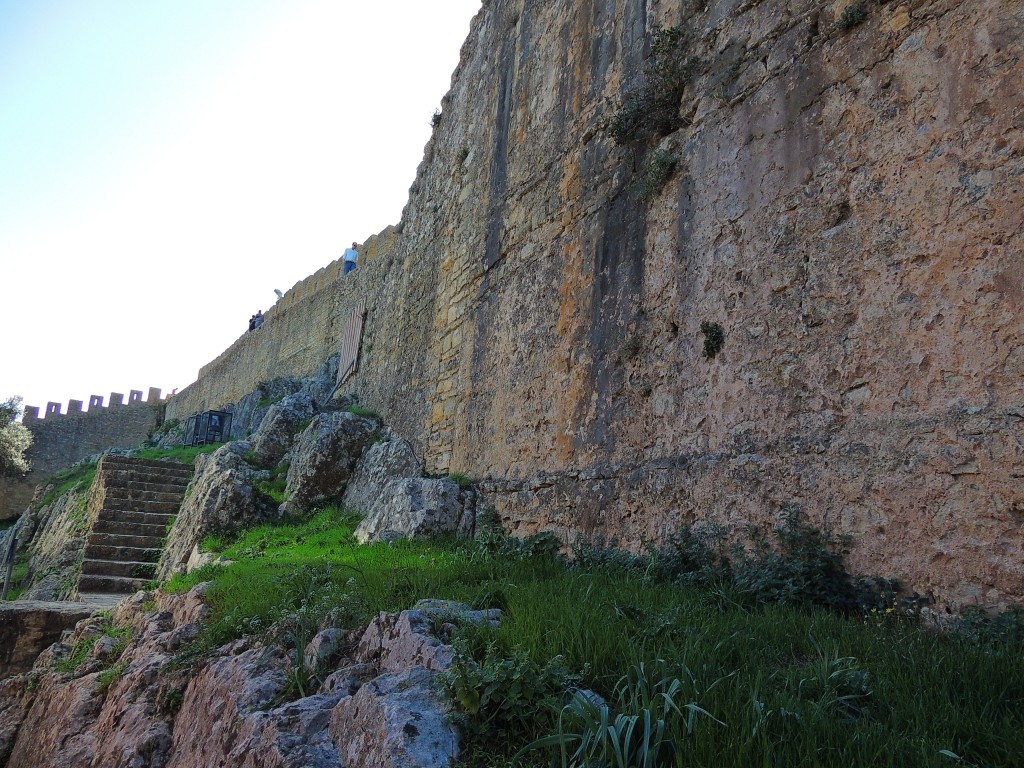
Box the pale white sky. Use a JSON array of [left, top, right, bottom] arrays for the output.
[[0, 0, 482, 415]]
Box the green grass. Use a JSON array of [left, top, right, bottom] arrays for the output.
[[35, 462, 98, 508], [3, 553, 29, 600], [162, 513, 1024, 768], [346, 405, 380, 420], [134, 443, 224, 464]]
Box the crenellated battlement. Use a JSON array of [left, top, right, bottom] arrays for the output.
[[23, 387, 167, 422]]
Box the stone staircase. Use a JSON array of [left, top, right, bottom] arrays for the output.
[[76, 456, 192, 603]]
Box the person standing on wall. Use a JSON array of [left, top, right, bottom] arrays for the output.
[[343, 242, 359, 275]]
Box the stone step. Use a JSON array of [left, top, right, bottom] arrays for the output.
[[87, 532, 166, 550], [93, 519, 166, 538], [104, 469, 192, 486], [76, 593, 132, 608], [95, 510, 175, 528], [101, 456, 196, 474], [103, 487, 186, 504], [77, 573, 151, 594], [83, 543, 162, 563], [81, 559, 157, 579], [101, 498, 182, 515], [101, 478, 191, 495]]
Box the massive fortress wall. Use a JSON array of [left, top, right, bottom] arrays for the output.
[[0, 391, 164, 520], [167, 0, 1024, 612]]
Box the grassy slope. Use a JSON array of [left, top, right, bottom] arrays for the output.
[[164, 509, 1024, 768]]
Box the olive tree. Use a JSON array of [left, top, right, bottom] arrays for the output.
[[0, 396, 32, 476]]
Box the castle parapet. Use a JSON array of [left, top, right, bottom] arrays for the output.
[[24, 388, 167, 420]]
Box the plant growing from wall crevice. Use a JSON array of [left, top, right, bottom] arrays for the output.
[[610, 26, 700, 146], [700, 320, 725, 359]]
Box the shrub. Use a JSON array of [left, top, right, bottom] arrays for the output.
[[700, 320, 725, 359], [958, 605, 1024, 648], [610, 27, 700, 145], [732, 507, 858, 612], [439, 641, 578, 750], [447, 471, 473, 489], [638, 149, 680, 197], [837, 2, 868, 31]]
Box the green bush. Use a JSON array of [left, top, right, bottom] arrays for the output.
[[439, 641, 578, 751], [837, 2, 868, 31], [610, 27, 700, 145], [638, 149, 680, 198], [700, 320, 725, 359]]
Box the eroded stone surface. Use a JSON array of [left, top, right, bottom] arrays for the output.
[[158, 442, 270, 580], [248, 393, 317, 468], [284, 412, 378, 510], [342, 438, 425, 515], [354, 478, 467, 544]]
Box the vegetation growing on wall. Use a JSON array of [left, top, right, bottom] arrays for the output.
[[609, 26, 700, 146]]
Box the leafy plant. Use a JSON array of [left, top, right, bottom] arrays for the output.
[[958, 605, 1024, 648], [610, 26, 700, 145], [700, 320, 725, 359], [522, 661, 720, 767], [447, 471, 473, 489], [732, 507, 858, 612], [638, 149, 679, 198], [439, 641, 578, 749], [837, 2, 868, 31]]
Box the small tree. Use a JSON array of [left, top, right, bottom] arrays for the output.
[[0, 396, 32, 476]]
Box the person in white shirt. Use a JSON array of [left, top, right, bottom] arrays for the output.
[[343, 242, 359, 275]]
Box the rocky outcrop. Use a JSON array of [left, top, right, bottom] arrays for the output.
[[283, 412, 379, 511], [158, 443, 270, 580], [0, 585, 478, 767], [14, 484, 92, 601], [247, 393, 317, 467], [342, 438, 425, 515], [0, 601, 99, 677], [354, 478, 470, 544]]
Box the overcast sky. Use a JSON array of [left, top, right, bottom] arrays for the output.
[[0, 0, 482, 416]]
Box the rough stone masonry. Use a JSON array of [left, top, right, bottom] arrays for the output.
[[164, 0, 1023, 613]]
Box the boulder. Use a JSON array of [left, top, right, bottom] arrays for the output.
[[342, 439, 424, 515], [248, 393, 317, 468], [354, 478, 466, 544], [158, 442, 270, 580], [0, 601, 100, 677], [284, 413, 378, 511], [229, 377, 305, 440], [329, 666, 459, 768]]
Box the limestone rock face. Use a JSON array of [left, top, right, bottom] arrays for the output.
[[0, 583, 473, 767], [158, 442, 269, 579], [330, 667, 459, 768], [15, 484, 93, 601], [248, 393, 317, 467], [342, 438, 425, 515], [354, 478, 468, 544], [284, 412, 378, 511], [230, 377, 305, 441], [0, 601, 98, 677]]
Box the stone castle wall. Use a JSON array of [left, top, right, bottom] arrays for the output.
[[164, 0, 1024, 612], [0, 393, 164, 521]]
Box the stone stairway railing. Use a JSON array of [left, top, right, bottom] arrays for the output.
[[75, 457, 192, 601]]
